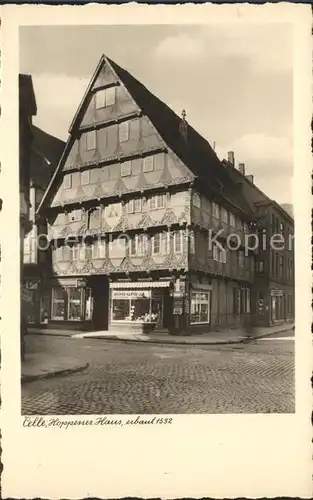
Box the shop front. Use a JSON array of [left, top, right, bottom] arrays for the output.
[[109, 281, 172, 334]]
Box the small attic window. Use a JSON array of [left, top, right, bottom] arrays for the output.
[[63, 174, 72, 190], [119, 121, 129, 143], [192, 193, 201, 209], [96, 87, 116, 109]]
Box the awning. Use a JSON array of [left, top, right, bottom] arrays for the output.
[[110, 281, 170, 289]]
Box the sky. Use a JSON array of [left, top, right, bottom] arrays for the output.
[[20, 24, 293, 204]]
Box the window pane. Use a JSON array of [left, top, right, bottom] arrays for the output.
[[68, 288, 82, 321], [174, 232, 182, 252], [143, 156, 154, 172], [130, 297, 151, 322], [112, 299, 130, 321], [157, 194, 166, 208], [150, 196, 156, 209], [95, 89, 106, 109], [162, 232, 168, 254], [86, 130, 96, 150], [106, 87, 115, 106], [126, 199, 134, 213], [85, 288, 93, 321], [134, 198, 142, 213], [64, 174, 71, 189], [121, 161, 132, 177], [51, 288, 65, 320], [81, 170, 90, 185], [130, 119, 140, 139], [153, 234, 161, 254], [119, 122, 129, 142]]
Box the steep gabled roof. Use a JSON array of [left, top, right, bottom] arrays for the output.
[[30, 126, 66, 189], [19, 74, 37, 117], [38, 54, 254, 217]]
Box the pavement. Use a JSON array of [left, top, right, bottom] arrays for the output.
[[28, 323, 294, 345], [21, 330, 295, 414], [21, 351, 89, 383]]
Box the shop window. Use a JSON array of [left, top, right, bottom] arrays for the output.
[[111, 289, 160, 323], [192, 193, 201, 208], [222, 208, 228, 224], [51, 287, 66, 320], [143, 156, 154, 173], [86, 130, 96, 151], [119, 121, 129, 142], [229, 213, 236, 227], [63, 174, 72, 190], [81, 170, 90, 186], [173, 231, 183, 253], [96, 87, 115, 109], [212, 202, 220, 219], [238, 250, 245, 268], [190, 291, 210, 324], [68, 288, 82, 321], [121, 160, 132, 177]]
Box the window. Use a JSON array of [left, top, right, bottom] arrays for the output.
[[229, 213, 236, 227], [81, 170, 90, 185], [256, 260, 264, 273], [119, 121, 129, 142], [111, 289, 160, 323], [173, 231, 183, 253], [79, 244, 85, 260], [150, 193, 166, 210], [212, 202, 220, 219], [71, 244, 80, 261], [68, 288, 82, 321], [190, 291, 210, 324], [161, 232, 169, 254], [243, 222, 249, 234], [137, 234, 148, 256], [69, 209, 81, 222], [51, 288, 66, 320], [126, 199, 134, 214], [279, 255, 284, 278], [134, 198, 142, 213], [213, 243, 219, 261], [241, 288, 251, 314], [238, 250, 244, 268], [189, 231, 195, 254], [86, 130, 96, 151], [219, 246, 227, 263], [192, 193, 201, 209], [143, 156, 154, 172], [130, 119, 140, 139], [92, 239, 106, 259], [222, 208, 228, 224], [95, 87, 116, 109], [152, 233, 161, 255], [121, 160, 131, 177], [63, 174, 72, 190], [109, 237, 127, 258]]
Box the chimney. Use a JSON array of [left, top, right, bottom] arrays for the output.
[[179, 109, 188, 141], [227, 151, 235, 166], [246, 174, 254, 183], [238, 163, 245, 175]]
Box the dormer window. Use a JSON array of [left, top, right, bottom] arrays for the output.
[[86, 130, 96, 151], [95, 87, 116, 109]]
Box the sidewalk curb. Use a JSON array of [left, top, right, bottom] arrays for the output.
[[83, 326, 294, 346], [28, 331, 77, 338], [21, 362, 89, 384]]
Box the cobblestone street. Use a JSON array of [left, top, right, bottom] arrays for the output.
[[21, 333, 295, 415]]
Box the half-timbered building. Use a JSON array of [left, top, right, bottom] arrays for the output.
[[37, 55, 258, 334]]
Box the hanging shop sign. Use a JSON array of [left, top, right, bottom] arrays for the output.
[[173, 296, 184, 315]]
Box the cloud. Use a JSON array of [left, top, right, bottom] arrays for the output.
[[32, 73, 90, 140], [153, 34, 206, 60]]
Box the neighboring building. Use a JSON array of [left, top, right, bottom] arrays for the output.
[[23, 126, 65, 325], [37, 54, 258, 335], [222, 156, 294, 326], [19, 74, 37, 348]]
